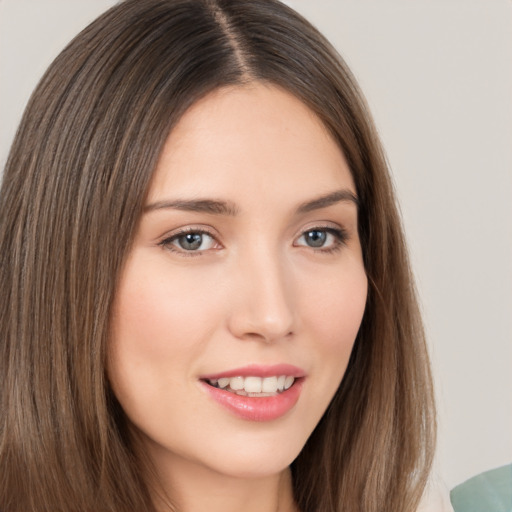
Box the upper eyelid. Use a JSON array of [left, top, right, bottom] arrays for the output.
[[160, 225, 218, 241], [295, 226, 348, 242], [159, 222, 347, 237], [294, 221, 348, 236]]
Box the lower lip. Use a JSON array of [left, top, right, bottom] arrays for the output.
[[201, 379, 304, 422]]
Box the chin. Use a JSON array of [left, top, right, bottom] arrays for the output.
[[146, 423, 309, 482], [203, 451, 297, 480]]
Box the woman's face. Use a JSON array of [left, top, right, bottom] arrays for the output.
[[109, 83, 367, 481]]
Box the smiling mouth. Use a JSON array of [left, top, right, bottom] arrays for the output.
[[204, 375, 295, 397]]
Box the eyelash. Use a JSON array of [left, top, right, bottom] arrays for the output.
[[158, 227, 218, 257], [158, 225, 349, 256], [295, 226, 348, 254]]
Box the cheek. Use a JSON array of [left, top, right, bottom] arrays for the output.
[[299, 262, 367, 391], [110, 260, 221, 356], [109, 278, 179, 379], [107, 258, 220, 412], [287, 263, 367, 444], [302, 264, 367, 348]]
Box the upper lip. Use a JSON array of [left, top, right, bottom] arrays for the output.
[[200, 363, 306, 380]]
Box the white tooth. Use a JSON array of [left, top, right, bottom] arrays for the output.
[[284, 376, 295, 390], [244, 376, 262, 393], [217, 377, 230, 389], [229, 376, 244, 390], [209, 379, 218, 386], [262, 376, 278, 393], [277, 375, 286, 391]]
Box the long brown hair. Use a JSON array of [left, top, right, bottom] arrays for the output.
[[0, 1, 435, 510]]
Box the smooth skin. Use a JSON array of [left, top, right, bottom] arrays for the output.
[[108, 83, 368, 512]]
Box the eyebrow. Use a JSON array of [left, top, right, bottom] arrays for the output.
[[295, 189, 359, 213], [144, 189, 358, 216], [144, 198, 239, 216]]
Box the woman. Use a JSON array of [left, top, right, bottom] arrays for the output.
[[0, 0, 436, 510]]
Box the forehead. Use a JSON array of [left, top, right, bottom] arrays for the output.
[[148, 83, 355, 207]]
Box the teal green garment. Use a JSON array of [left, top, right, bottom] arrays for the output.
[[451, 464, 512, 512]]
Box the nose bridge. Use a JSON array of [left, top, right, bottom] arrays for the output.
[[228, 241, 295, 342]]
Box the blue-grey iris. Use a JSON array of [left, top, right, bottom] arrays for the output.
[[179, 233, 203, 250], [305, 230, 327, 247]]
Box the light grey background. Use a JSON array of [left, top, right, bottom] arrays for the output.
[[1, 0, 511, 489]]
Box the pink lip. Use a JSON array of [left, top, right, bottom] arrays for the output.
[[201, 378, 304, 422], [199, 364, 306, 422], [200, 363, 306, 380]]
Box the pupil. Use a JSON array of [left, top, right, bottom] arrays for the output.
[[307, 230, 326, 247], [180, 233, 202, 250]]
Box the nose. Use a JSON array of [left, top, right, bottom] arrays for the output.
[[226, 247, 295, 343]]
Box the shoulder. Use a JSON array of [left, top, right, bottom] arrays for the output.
[[450, 464, 512, 512]]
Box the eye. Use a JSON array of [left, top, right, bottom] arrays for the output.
[[159, 229, 219, 254], [295, 227, 347, 251]]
